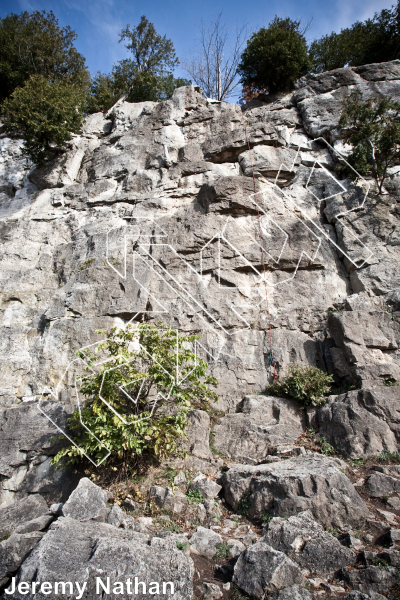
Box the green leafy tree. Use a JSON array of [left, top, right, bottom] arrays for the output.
[[310, 1, 400, 72], [238, 17, 312, 95], [267, 364, 333, 407], [339, 90, 400, 194], [0, 10, 89, 104], [2, 75, 86, 165], [52, 323, 218, 476], [87, 16, 187, 112]]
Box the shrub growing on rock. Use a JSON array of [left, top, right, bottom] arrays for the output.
[[52, 322, 218, 476], [338, 89, 400, 194], [266, 364, 333, 407]]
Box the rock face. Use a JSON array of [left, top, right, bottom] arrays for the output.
[[0, 495, 49, 539], [10, 517, 194, 599], [318, 387, 400, 458], [0, 401, 78, 507], [232, 542, 306, 599], [213, 395, 305, 461], [2, 60, 400, 425], [221, 454, 370, 528], [262, 510, 356, 576]]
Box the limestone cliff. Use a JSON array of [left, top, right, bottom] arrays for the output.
[[1, 60, 399, 412]]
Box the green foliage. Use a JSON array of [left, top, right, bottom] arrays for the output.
[[238, 17, 311, 95], [0, 10, 89, 104], [185, 489, 204, 504], [237, 491, 251, 517], [339, 90, 400, 194], [77, 258, 96, 272], [318, 436, 336, 456], [52, 322, 218, 474], [161, 520, 181, 533], [176, 541, 189, 551], [119, 16, 179, 77], [371, 557, 389, 570], [266, 364, 333, 407], [2, 75, 86, 165], [261, 510, 273, 525], [87, 16, 189, 112], [214, 541, 233, 561], [310, 2, 400, 72], [378, 450, 400, 463]]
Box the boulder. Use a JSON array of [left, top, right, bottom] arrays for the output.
[[318, 387, 400, 458], [9, 516, 194, 599], [221, 454, 370, 528], [62, 477, 109, 522], [0, 494, 49, 539], [213, 395, 306, 462], [268, 586, 315, 600], [262, 510, 356, 576], [107, 504, 126, 528], [14, 514, 53, 534], [0, 402, 77, 506], [197, 582, 223, 600], [0, 531, 44, 580], [149, 486, 188, 513], [186, 410, 213, 460], [365, 472, 400, 497], [345, 592, 387, 600], [227, 538, 246, 558], [189, 526, 223, 560], [188, 476, 221, 499], [232, 542, 306, 599], [340, 565, 396, 594]]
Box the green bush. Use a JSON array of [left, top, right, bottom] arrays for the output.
[[52, 322, 218, 476], [2, 74, 86, 165], [267, 364, 333, 407], [238, 17, 311, 95], [185, 489, 204, 504], [338, 89, 400, 194]]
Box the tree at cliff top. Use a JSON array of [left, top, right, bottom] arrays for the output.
[[339, 89, 400, 194], [87, 16, 190, 112], [52, 323, 218, 477], [237, 17, 312, 96], [182, 13, 248, 101], [2, 75, 86, 165], [0, 10, 89, 104], [310, 1, 400, 71]]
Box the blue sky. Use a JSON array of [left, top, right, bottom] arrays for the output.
[[0, 0, 394, 100]]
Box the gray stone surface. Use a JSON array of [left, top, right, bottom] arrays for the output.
[[365, 471, 400, 497], [189, 526, 223, 559], [197, 582, 223, 600], [232, 542, 306, 599], [262, 510, 356, 575], [0, 531, 44, 580], [186, 410, 213, 460], [318, 387, 400, 458], [1, 62, 400, 522], [213, 395, 305, 461], [0, 402, 78, 507], [268, 586, 315, 600], [62, 477, 109, 522], [9, 516, 194, 599], [188, 476, 221, 499], [341, 565, 397, 594], [0, 494, 48, 539], [221, 454, 370, 528]]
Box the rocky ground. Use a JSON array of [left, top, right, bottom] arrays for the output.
[[1, 59, 400, 598]]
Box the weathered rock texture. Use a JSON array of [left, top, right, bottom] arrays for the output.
[[221, 454, 370, 528], [317, 387, 400, 458], [1, 60, 400, 504]]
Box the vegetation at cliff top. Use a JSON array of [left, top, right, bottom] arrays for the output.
[[338, 90, 400, 194], [2, 3, 400, 164]]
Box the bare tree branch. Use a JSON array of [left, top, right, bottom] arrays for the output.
[[183, 13, 249, 102]]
